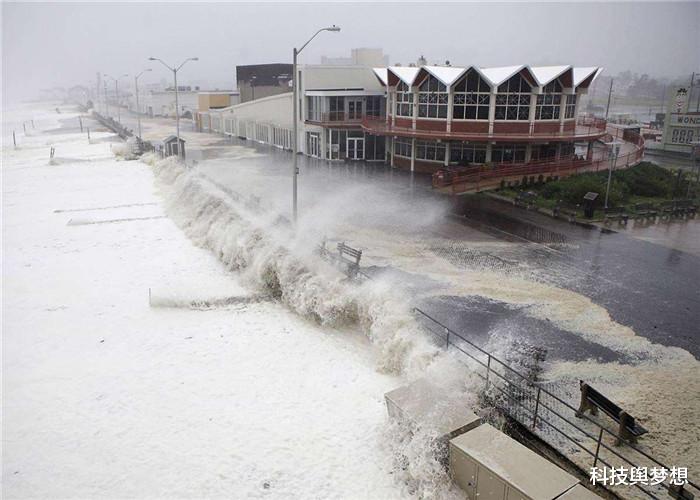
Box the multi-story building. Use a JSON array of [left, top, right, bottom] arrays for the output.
[[365, 65, 604, 173], [198, 63, 606, 171]]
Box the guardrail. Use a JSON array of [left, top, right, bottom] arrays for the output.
[[434, 122, 645, 194], [413, 307, 698, 500]]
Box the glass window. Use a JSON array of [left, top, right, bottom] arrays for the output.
[[394, 137, 412, 157], [453, 70, 491, 120], [450, 142, 487, 164], [329, 96, 344, 121], [365, 96, 382, 118], [535, 80, 562, 120], [415, 139, 446, 161], [565, 94, 577, 119], [495, 73, 531, 121], [491, 144, 527, 163], [418, 75, 448, 119], [306, 96, 321, 121], [396, 82, 413, 117]]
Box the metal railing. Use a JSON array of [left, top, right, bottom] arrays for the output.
[[413, 307, 698, 500], [361, 115, 609, 143], [306, 111, 383, 125], [434, 123, 645, 194]]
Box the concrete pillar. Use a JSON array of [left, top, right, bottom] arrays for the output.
[[525, 143, 533, 163], [444, 141, 450, 167], [486, 142, 493, 163], [488, 91, 496, 135], [529, 91, 538, 134], [390, 137, 395, 167], [446, 86, 454, 133], [412, 87, 418, 129], [411, 137, 416, 172], [559, 94, 569, 133]]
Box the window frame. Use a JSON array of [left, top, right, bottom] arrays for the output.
[[417, 75, 448, 120], [494, 73, 532, 121], [535, 80, 562, 121], [395, 82, 414, 118], [453, 70, 491, 121]]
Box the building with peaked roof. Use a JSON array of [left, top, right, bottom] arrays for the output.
[[364, 64, 604, 172]]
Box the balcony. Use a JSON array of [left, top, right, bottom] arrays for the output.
[[305, 112, 383, 128], [361, 116, 608, 143]]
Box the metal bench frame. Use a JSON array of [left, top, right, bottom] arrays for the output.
[[576, 381, 648, 445]]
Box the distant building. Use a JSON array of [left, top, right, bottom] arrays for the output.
[[321, 48, 389, 67], [198, 90, 240, 112], [141, 88, 199, 118], [236, 64, 292, 103]]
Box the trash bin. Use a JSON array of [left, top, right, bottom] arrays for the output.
[[582, 192, 599, 219]]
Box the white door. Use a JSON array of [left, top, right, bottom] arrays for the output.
[[347, 137, 364, 160], [347, 99, 363, 120]]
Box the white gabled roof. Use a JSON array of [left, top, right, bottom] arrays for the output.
[[573, 67, 601, 87], [388, 66, 421, 86], [479, 65, 525, 86], [422, 65, 466, 87], [530, 65, 571, 86], [372, 67, 388, 86]]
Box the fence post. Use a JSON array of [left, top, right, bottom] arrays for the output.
[[486, 355, 492, 387], [444, 327, 450, 349], [532, 387, 542, 428], [593, 427, 604, 468]]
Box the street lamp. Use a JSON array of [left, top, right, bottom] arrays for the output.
[[251, 75, 257, 101], [104, 73, 129, 123], [603, 139, 622, 209], [292, 25, 340, 223], [148, 56, 199, 157], [134, 69, 152, 139]]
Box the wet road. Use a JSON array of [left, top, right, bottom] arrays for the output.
[[102, 111, 700, 361]]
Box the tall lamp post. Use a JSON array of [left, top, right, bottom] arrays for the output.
[[104, 73, 129, 123], [148, 56, 199, 157], [292, 25, 340, 223], [134, 69, 152, 139]]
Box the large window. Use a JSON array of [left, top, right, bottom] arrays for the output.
[[306, 96, 321, 121], [535, 80, 562, 120], [329, 96, 343, 121], [565, 94, 577, 119], [396, 82, 413, 117], [450, 142, 487, 164], [491, 144, 526, 163], [365, 96, 382, 117], [416, 139, 446, 162], [418, 75, 448, 119], [495, 73, 531, 121], [453, 71, 491, 120], [394, 137, 412, 157]]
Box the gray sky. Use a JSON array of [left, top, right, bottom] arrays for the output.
[[2, 1, 699, 103]]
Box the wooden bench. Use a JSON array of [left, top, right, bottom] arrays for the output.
[[603, 207, 629, 225], [576, 381, 648, 445], [318, 239, 363, 278]]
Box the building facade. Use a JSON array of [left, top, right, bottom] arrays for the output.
[[197, 63, 605, 172], [660, 86, 700, 155]]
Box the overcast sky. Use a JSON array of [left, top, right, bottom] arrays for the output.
[[2, 1, 699, 103]]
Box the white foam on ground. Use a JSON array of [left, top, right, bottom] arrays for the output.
[[2, 105, 418, 499]]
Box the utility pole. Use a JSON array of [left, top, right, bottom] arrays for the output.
[[605, 78, 614, 120]]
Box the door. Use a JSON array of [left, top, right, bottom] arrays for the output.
[[347, 99, 363, 120], [347, 137, 364, 160]]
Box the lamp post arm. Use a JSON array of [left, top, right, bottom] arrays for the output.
[[176, 58, 196, 71], [297, 28, 327, 55], [151, 58, 174, 72]]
